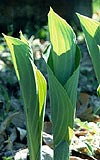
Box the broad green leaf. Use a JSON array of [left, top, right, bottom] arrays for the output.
[[48, 7, 76, 55], [47, 46, 80, 144], [47, 66, 73, 145], [76, 14, 100, 37], [3, 34, 47, 160], [48, 8, 80, 160], [77, 14, 100, 84], [47, 66, 75, 160], [48, 8, 76, 85]]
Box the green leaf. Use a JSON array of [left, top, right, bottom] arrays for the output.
[[47, 66, 73, 145], [48, 7, 76, 55], [3, 34, 47, 160], [77, 14, 100, 84], [48, 8, 76, 85], [48, 8, 80, 160]]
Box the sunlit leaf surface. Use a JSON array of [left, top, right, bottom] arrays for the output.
[[48, 8, 80, 160], [3, 34, 47, 160]]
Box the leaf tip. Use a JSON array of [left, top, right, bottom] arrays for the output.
[[48, 7, 54, 16], [2, 34, 9, 43], [50, 7, 53, 12], [19, 30, 22, 36], [76, 12, 80, 18], [19, 30, 22, 33], [2, 33, 5, 36], [2, 33, 6, 39]]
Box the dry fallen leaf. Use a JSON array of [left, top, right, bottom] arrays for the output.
[[70, 156, 88, 160]]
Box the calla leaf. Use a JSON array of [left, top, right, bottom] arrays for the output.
[[48, 7, 76, 55], [47, 66, 73, 145], [77, 14, 100, 84], [48, 8, 76, 85], [48, 8, 80, 160], [3, 34, 47, 160], [47, 65, 78, 160]]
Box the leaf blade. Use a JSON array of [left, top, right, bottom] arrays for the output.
[[77, 14, 100, 84], [48, 8, 76, 85], [4, 34, 47, 160]]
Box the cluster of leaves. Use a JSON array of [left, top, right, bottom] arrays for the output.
[[1, 7, 100, 160], [3, 8, 80, 160]]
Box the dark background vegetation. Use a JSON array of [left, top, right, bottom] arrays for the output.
[[0, 0, 92, 36]]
